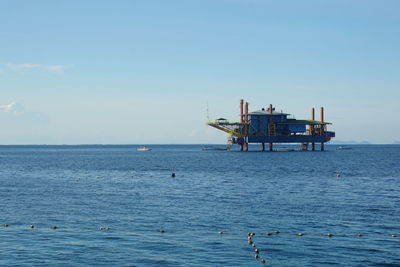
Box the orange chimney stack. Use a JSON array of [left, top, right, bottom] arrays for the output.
[[240, 99, 244, 123], [244, 102, 249, 123], [320, 107, 324, 123]]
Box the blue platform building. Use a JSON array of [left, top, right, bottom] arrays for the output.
[[207, 99, 335, 151]]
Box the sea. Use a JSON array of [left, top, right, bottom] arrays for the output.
[[0, 145, 399, 266]]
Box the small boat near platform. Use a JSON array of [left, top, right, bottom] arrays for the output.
[[137, 147, 152, 151]]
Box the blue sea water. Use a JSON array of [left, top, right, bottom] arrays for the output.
[[0, 145, 399, 266]]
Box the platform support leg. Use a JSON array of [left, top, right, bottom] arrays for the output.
[[244, 142, 249, 152], [261, 143, 265, 152], [321, 142, 324, 151], [239, 143, 243, 152], [269, 142, 273, 152], [312, 142, 315, 151]]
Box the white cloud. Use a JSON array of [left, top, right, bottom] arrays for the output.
[[0, 102, 26, 115], [0, 102, 48, 125], [1, 63, 72, 74]]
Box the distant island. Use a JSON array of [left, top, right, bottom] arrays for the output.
[[331, 140, 371, 145], [331, 140, 400, 145]]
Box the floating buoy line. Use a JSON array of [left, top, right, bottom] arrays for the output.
[[1, 223, 398, 265], [1, 224, 398, 238]]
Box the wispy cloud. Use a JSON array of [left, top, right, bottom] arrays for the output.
[[4, 63, 41, 71], [1, 63, 72, 74], [43, 64, 71, 74]]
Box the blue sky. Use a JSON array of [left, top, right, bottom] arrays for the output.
[[1, 0, 399, 144]]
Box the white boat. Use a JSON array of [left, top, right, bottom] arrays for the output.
[[137, 147, 152, 151]]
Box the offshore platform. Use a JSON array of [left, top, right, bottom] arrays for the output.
[[207, 99, 335, 151]]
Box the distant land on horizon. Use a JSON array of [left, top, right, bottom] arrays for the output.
[[331, 140, 400, 145], [330, 140, 371, 145]]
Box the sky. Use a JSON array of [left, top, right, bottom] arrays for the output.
[[0, 0, 399, 144]]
